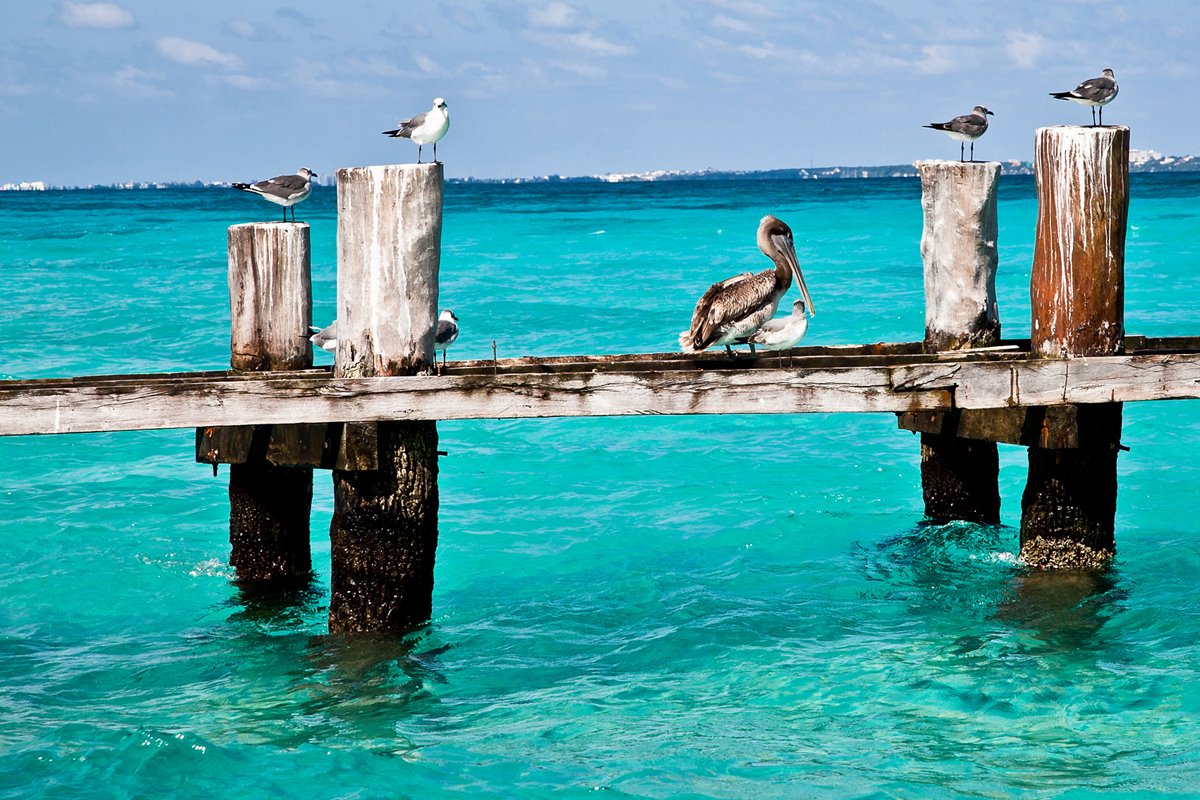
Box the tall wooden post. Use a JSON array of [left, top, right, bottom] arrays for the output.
[[1022, 126, 1129, 568], [330, 163, 442, 632], [916, 160, 1002, 524], [226, 222, 313, 581]]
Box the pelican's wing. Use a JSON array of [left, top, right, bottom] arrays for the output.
[[435, 319, 457, 345], [688, 269, 776, 350]]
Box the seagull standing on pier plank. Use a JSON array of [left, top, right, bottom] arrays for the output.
[[741, 298, 809, 352], [308, 320, 337, 352], [383, 98, 450, 163], [1050, 68, 1119, 126], [434, 309, 458, 372], [923, 106, 994, 162], [231, 167, 317, 222], [679, 215, 814, 356]]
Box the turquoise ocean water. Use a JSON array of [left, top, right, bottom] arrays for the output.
[[3, 173, 1200, 798]]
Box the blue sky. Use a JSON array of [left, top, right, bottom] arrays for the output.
[[2, 1, 1196, 184]]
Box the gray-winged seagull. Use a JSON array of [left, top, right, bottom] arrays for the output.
[[1050, 68, 1118, 126], [435, 309, 458, 372], [923, 106, 994, 162], [232, 167, 316, 222], [741, 298, 809, 353], [383, 98, 450, 163]]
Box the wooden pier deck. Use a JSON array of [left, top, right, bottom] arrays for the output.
[[3, 335, 1199, 438]]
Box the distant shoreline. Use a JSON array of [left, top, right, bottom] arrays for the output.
[[4, 151, 1197, 191]]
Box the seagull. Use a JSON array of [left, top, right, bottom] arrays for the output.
[[308, 320, 337, 352], [741, 298, 809, 353], [923, 106, 994, 162], [383, 98, 450, 163], [231, 167, 317, 222], [435, 309, 458, 372], [1050, 68, 1119, 126], [679, 215, 814, 356]]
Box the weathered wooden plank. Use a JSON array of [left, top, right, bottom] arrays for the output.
[[897, 406, 1081, 448], [5, 352, 1200, 437]]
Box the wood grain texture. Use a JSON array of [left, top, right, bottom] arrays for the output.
[[917, 160, 1001, 351], [1031, 126, 1129, 358], [6, 351, 1200, 436], [228, 223, 313, 372], [336, 163, 442, 378]]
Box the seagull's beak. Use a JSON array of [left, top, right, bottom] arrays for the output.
[[774, 234, 814, 316]]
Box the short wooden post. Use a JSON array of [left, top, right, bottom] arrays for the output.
[[330, 163, 442, 632], [915, 160, 1002, 524], [1022, 126, 1129, 568], [226, 222, 314, 581]]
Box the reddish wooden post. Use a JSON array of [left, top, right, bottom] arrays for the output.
[[916, 160, 1002, 523], [225, 222, 313, 581], [1022, 126, 1129, 568], [330, 163, 442, 632]]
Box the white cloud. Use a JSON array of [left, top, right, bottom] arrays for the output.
[[226, 20, 257, 39], [219, 74, 268, 91], [1005, 31, 1045, 69], [155, 37, 243, 70], [344, 56, 405, 78], [113, 65, 171, 98], [912, 44, 962, 75], [291, 59, 371, 97], [712, 14, 754, 34], [709, 0, 778, 19], [529, 2, 576, 29], [414, 54, 442, 74], [524, 29, 633, 56], [550, 60, 607, 80], [60, 2, 134, 30]]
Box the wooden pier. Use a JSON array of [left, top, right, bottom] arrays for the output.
[[4, 124, 1193, 631]]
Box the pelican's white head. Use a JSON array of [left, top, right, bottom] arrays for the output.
[[297, 167, 318, 179], [439, 308, 458, 323], [434, 97, 448, 111]]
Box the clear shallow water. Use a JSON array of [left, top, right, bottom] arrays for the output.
[[3, 174, 1200, 798]]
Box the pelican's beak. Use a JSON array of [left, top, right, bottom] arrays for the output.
[[775, 234, 814, 316]]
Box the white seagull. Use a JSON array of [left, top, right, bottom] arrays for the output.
[[1050, 68, 1118, 126], [435, 309, 459, 371], [741, 298, 809, 352], [923, 106, 994, 163], [308, 320, 337, 352], [383, 98, 450, 163], [232, 167, 317, 222]]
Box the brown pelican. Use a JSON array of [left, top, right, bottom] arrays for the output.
[[679, 215, 814, 356], [923, 106, 993, 162], [232, 167, 317, 222], [1050, 68, 1118, 126]]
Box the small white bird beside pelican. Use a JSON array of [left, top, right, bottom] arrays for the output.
[[679, 215, 814, 356], [741, 298, 809, 352]]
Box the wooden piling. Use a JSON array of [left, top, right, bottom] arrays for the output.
[[330, 163, 442, 632], [226, 222, 314, 581], [914, 160, 1002, 524], [1022, 126, 1130, 567]]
